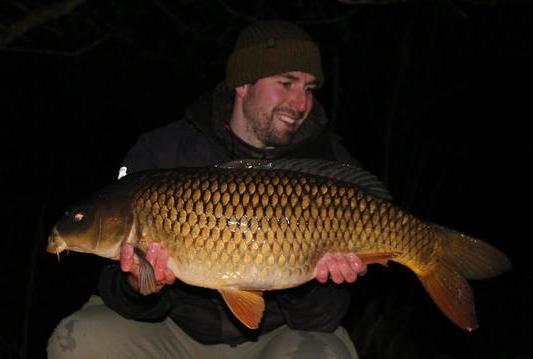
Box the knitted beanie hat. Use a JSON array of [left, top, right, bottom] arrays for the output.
[[225, 20, 324, 89]]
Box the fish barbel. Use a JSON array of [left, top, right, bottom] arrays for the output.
[[47, 159, 511, 330]]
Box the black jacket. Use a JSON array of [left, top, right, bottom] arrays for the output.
[[98, 84, 389, 345]]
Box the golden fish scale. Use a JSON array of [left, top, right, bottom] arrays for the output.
[[132, 170, 436, 289]]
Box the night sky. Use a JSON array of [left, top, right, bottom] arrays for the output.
[[1, 1, 532, 358]]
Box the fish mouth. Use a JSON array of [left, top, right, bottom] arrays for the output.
[[47, 227, 67, 255]]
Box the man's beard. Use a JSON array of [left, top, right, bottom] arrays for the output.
[[244, 105, 302, 148]]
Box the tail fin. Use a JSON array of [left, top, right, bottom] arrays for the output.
[[436, 226, 512, 279], [417, 226, 511, 331]]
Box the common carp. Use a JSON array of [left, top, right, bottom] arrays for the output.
[[47, 159, 511, 330]]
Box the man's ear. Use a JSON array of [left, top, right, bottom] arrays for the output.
[[235, 84, 249, 98]]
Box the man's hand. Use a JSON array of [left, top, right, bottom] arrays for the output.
[[120, 242, 176, 293], [315, 253, 367, 284]]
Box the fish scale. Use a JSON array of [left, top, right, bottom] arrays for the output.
[[47, 159, 511, 330]]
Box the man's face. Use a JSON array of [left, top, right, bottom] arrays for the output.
[[238, 71, 317, 148]]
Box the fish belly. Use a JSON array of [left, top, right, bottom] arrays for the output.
[[166, 256, 315, 290]]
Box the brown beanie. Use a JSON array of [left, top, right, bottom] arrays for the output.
[[225, 20, 324, 89]]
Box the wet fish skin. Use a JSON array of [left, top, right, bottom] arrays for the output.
[[47, 160, 511, 330]]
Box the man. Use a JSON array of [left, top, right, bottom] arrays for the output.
[[48, 20, 390, 358]]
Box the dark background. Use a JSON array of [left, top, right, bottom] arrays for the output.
[[1, 1, 531, 358]]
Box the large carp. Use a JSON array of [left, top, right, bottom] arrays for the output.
[[47, 159, 511, 330]]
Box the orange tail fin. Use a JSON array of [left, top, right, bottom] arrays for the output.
[[417, 226, 511, 330], [418, 262, 478, 330]]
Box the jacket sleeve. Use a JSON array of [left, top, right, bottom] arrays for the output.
[[276, 282, 352, 332], [98, 265, 173, 321]]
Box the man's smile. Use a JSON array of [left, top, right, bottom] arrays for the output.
[[278, 114, 297, 125], [274, 108, 303, 130]]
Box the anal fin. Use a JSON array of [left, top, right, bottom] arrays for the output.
[[358, 252, 401, 267], [218, 288, 265, 329]]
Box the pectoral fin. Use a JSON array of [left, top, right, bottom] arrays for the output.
[[133, 247, 157, 295], [218, 288, 265, 329], [358, 252, 402, 267]]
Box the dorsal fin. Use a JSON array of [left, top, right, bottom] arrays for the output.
[[215, 158, 392, 201]]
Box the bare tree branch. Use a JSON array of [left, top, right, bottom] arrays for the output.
[[5, 0, 31, 12], [445, 0, 468, 17], [0, 0, 87, 48], [337, 0, 408, 4], [149, 0, 196, 33], [293, 9, 359, 25], [216, 0, 359, 25], [216, 0, 258, 22], [338, 0, 497, 5], [0, 36, 108, 56]]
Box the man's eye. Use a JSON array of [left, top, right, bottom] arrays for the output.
[[279, 81, 291, 88]]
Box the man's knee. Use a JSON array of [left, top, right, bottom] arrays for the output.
[[260, 326, 358, 359], [47, 298, 125, 358]]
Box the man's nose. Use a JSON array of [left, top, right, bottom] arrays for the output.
[[289, 88, 310, 113]]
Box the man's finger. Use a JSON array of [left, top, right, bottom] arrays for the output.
[[346, 253, 367, 276], [146, 243, 160, 266], [154, 247, 169, 281], [326, 256, 344, 284], [316, 262, 329, 283], [163, 268, 176, 285], [335, 254, 357, 283], [120, 243, 135, 272], [315, 253, 332, 283]]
